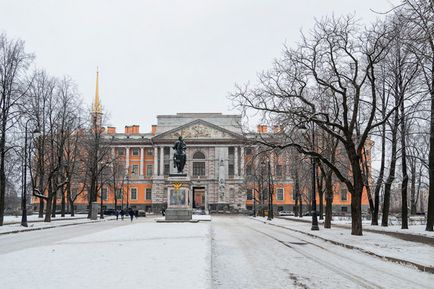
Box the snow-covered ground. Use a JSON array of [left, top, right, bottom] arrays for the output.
[[1, 215, 433, 289], [0, 218, 211, 289], [264, 217, 434, 268], [280, 215, 434, 239], [213, 216, 434, 289], [3, 214, 88, 224], [0, 216, 115, 234]]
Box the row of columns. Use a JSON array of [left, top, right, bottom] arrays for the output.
[[116, 145, 246, 178]]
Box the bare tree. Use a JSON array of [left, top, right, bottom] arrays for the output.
[[233, 16, 395, 235], [0, 34, 34, 225]]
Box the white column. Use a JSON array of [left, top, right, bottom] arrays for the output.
[[234, 147, 239, 177], [140, 147, 144, 176], [125, 147, 130, 171], [159, 146, 164, 175], [240, 147, 245, 176], [153, 146, 158, 176]]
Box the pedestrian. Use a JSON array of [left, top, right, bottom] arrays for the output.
[[161, 207, 166, 216], [115, 209, 119, 220], [120, 209, 125, 220], [128, 208, 134, 222]]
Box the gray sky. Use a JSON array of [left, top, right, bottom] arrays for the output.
[[1, 0, 398, 133]]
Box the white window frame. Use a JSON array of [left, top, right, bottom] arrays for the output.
[[145, 188, 152, 200], [130, 187, 138, 200], [276, 188, 284, 201]]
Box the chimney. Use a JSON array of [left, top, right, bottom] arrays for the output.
[[125, 125, 131, 134], [257, 124, 268, 133], [132, 125, 140, 134], [151, 125, 157, 135], [107, 127, 116, 134]]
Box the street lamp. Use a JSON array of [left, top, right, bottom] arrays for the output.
[[21, 119, 41, 227], [267, 159, 274, 221], [298, 122, 319, 231]]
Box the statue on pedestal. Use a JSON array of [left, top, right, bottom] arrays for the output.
[[173, 136, 187, 173]]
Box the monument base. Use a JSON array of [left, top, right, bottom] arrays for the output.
[[165, 208, 192, 221]]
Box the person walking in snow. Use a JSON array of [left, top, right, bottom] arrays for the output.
[[115, 209, 119, 220], [120, 209, 125, 220], [128, 208, 134, 222]]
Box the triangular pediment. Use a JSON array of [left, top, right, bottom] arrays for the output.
[[152, 119, 244, 141]]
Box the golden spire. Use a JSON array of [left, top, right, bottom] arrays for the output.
[[92, 67, 102, 114]]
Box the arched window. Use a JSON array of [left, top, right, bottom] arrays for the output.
[[193, 151, 206, 176], [193, 151, 205, 159]]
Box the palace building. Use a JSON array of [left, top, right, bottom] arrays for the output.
[[32, 71, 370, 215]]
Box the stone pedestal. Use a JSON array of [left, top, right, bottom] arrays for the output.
[[165, 174, 192, 221]]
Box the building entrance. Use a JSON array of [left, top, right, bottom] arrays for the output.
[[192, 187, 205, 209]]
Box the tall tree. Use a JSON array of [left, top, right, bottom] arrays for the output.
[[0, 34, 33, 225]]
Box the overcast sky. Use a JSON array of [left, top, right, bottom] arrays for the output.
[[1, 0, 398, 133]]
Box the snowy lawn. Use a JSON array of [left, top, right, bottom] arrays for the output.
[[0, 216, 115, 234], [263, 217, 434, 269], [3, 213, 88, 224], [280, 215, 434, 239], [0, 218, 211, 289]]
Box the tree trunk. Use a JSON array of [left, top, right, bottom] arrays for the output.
[[51, 194, 56, 218], [61, 189, 66, 217], [317, 174, 324, 220], [44, 181, 53, 222], [426, 58, 434, 231], [410, 161, 417, 215], [400, 99, 409, 229], [382, 101, 399, 227], [324, 172, 333, 229]]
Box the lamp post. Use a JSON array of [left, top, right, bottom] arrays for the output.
[[125, 174, 129, 209], [299, 122, 319, 230], [99, 162, 104, 219], [21, 120, 41, 227], [267, 159, 274, 220]]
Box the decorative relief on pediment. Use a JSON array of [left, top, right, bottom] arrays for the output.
[[167, 123, 233, 139]]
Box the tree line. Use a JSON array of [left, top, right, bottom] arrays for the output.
[[232, 0, 433, 235], [0, 33, 120, 226]]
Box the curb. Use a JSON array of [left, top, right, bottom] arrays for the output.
[[253, 218, 434, 274], [0, 218, 116, 236]]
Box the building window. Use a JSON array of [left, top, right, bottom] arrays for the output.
[[275, 165, 282, 177], [101, 187, 108, 200], [132, 147, 139, 156], [193, 151, 206, 176], [193, 162, 205, 176], [246, 189, 253, 200], [246, 165, 252, 176], [146, 164, 153, 177], [245, 147, 252, 155], [145, 188, 152, 200], [164, 164, 170, 175], [193, 151, 205, 159], [115, 188, 123, 200], [341, 187, 348, 201], [130, 188, 137, 200], [228, 164, 234, 176], [341, 206, 348, 212], [131, 164, 139, 175], [146, 148, 154, 156], [117, 148, 125, 156], [276, 188, 284, 201]]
